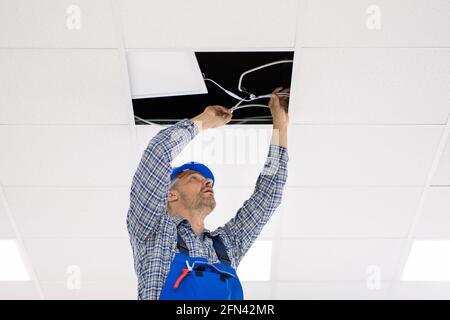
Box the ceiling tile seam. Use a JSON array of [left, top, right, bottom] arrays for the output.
[[284, 185, 432, 188], [1, 185, 133, 189], [273, 280, 393, 283], [0, 185, 439, 190], [125, 47, 295, 52], [2, 123, 447, 126], [276, 237, 415, 240], [0, 184, 435, 189], [2, 186, 130, 190], [0, 124, 142, 127], [268, 203, 285, 299], [390, 279, 450, 286], [0, 48, 117, 50], [110, 0, 135, 129], [293, 0, 302, 49], [386, 111, 450, 298], [16, 236, 443, 240], [289, 123, 449, 126], [1, 122, 447, 127], [20, 237, 130, 240], [38, 280, 136, 284], [299, 47, 450, 49], [0, 181, 44, 299], [285, 0, 303, 145], [109, 2, 139, 301]]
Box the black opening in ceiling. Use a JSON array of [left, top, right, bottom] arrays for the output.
[[132, 51, 294, 125]]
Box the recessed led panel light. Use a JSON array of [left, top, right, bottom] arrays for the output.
[[127, 50, 208, 99], [0, 240, 30, 281], [401, 240, 450, 281]]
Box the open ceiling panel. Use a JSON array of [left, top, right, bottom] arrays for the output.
[[130, 51, 294, 125]]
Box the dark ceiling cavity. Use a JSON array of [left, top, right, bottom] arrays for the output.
[[133, 51, 294, 125]]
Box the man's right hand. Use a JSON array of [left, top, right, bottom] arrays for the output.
[[191, 105, 233, 130]]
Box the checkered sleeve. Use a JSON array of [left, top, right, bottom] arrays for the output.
[[221, 144, 289, 266], [127, 119, 199, 242]]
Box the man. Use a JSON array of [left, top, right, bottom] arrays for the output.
[[127, 87, 290, 300]]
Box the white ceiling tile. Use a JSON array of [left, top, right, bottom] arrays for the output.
[[431, 138, 450, 185], [281, 187, 422, 238], [276, 239, 404, 281], [0, 0, 116, 48], [119, 0, 298, 48], [127, 50, 207, 98], [287, 125, 443, 186], [5, 187, 130, 238], [275, 281, 390, 299], [136, 122, 171, 152], [0, 281, 40, 299], [290, 49, 450, 124], [0, 50, 132, 125], [0, 195, 15, 238], [298, 0, 450, 47], [23, 238, 135, 281], [241, 282, 272, 300], [390, 282, 450, 300], [0, 126, 137, 186], [413, 187, 450, 238], [40, 281, 137, 300]]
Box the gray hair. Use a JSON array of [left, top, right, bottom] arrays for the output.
[[169, 177, 180, 190]]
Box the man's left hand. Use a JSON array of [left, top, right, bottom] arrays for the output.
[[269, 87, 290, 128]]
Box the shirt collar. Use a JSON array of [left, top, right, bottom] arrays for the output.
[[171, 215, 186, 226], [171, 215, 211, 237]]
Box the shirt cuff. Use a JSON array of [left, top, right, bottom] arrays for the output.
[[268, 144, 289, 162], [177, 118, 200, 138]]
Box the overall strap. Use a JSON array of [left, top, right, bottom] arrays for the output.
[[176, 231, 232, 266], [176, 232, 189, 256], [207, 234, 231, 266]]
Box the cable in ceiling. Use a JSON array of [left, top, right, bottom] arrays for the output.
[[202, 59, 292, 114]]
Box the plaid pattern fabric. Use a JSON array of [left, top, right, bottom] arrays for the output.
[[126, 118, 289, 300]]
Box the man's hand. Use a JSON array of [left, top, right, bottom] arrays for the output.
[[191, 105, 233, 130], [269, 87, 290, 128]]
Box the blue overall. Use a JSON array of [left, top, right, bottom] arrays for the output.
[[159, 232, 244, 300]]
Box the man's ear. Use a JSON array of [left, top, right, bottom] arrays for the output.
[[168, 189, 179, 202]]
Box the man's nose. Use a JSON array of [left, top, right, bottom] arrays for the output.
[[204, 179, 213, 188]]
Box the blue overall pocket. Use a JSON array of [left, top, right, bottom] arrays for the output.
[[159, 253, 244, 300]]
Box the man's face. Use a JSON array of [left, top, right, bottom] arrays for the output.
[[172, 170, 216, 213]]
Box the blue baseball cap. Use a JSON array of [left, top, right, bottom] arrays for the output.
[[170, 161, 215, 187]]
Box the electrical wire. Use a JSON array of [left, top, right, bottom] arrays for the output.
[[204, 77, 289, 103], [230, 104, 270, 112], [203, 78, 245, 101], [237, 59, 293, 94], [134, 115, 273, 126], [134, 115, 161, 126], [203, 75, 289, 113]]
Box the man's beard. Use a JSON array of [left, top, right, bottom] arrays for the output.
[[180, 191, 216, 212]]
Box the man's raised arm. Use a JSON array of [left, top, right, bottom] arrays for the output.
[[220, 87, 290, 265]]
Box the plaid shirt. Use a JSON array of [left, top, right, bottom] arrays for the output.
[[126, 118, 289, 300]]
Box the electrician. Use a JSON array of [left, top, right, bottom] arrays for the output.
[[127, 87, 290, 300]]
